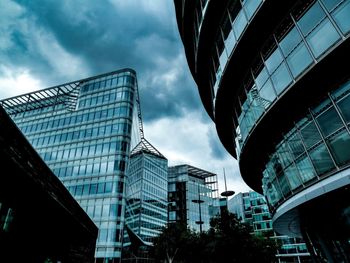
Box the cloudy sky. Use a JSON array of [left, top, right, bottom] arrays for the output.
[[0, 0, 251, 194]]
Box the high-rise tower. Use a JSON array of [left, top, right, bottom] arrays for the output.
[[1, 68, 141, 262]]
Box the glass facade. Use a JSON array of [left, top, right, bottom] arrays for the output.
[[1, 69, 141, 262], [125, 140, 168, 245], [228, 192, 311, 262], [262, 78, 350, 210], [168, 165, 219, 232], [233, 0, 350, 151]]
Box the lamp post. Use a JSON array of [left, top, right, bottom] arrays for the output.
[[220, 168, 234, 206], [192, 184, 204, 233]]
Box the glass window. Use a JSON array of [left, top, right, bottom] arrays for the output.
[[286, 43, 313, 78], [288, 133, 305, 158], [316, 106, 344, 136], [309, 143, 335, 175], [271, 62, 293, 95], [258, 79, 276, 105], [306, 18, 341, 58], [332, 1, 350, 34], [90, 183, 98, 194], [327, 129, 350, 165], [300, 120, 322, 148], [97, 183, 105, 194], [297, 2, 326, 36], [277, 173, 291, 196], [255, 67, 269, 89], [233, 11, 248, 40], [295, 155, 317, 183], [279, 27, 302, 57], [265, 48, 283, 74], [322, 0, 343, 12], [338, 94, 350, 122], [285, 164, 302, 190], [243, 0, 262, 20]]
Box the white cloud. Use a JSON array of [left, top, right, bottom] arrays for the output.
[[0, 65, 43, 99], [144, 111, 252, 195]]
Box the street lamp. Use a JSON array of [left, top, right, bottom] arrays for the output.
[[192, 184, 204, 233], [220, 168, 234, 202]]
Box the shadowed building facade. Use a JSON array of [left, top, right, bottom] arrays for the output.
[[0, 105, 97, 262], [0, 68, 141, 263], [174, 0, 350, 261]]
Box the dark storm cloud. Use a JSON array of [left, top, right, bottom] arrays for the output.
[[7, 0, 202, 121]]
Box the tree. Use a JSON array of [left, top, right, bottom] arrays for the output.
[[152, 222, 198, 263], [152, 212, 280, 263]]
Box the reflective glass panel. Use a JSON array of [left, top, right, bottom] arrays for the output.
[[279, 27, 302, 57], [255, 67, 269, 89], [309, 143, 335, 175], [295, 155, 317, 183], [271, 62, 293, 95], [265, 48, 283, 73], [297, 2, 326, 36], [285, 164, 302, 190], [286, 43, 313, 78], [316, 106, 344, 136], [259, 79, 276, 104], [288, 133, 305, 158], [306, 18, 341, 58], [327, 129, 350, 165], [233, 11, 248, 40], [243, 0, 262, 20], [300, 120, 322, 148], [338, 94, 350, 122], [322, 0, 343, 11], [332, 1, 350, 34]]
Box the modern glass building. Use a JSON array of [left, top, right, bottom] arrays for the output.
[[228, 192, 311, 263], [0, 105, 98, 263], [0, 68, 141, 263], [123, 138, 168, 260], [168, 164, 219, 232], [174, 0, 350, 261]]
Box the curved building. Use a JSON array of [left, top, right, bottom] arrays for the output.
[[174, 0, 350, 261]]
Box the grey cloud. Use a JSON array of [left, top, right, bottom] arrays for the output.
[[207, 128, 228, 160], [5, 0, 203, 122]]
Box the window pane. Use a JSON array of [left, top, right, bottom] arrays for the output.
[[295, 155, 317, 183], [338, 94, 350, 122], [255, 67, 269, 89], [300, 120, 322, 148], [233, 11, 248, 40], [265, 48, 283, 73], [288, 133, 305, 158], [279, 27, 302, 57], [327, 129, 350, 165], [285, 164, 302, 190], [297, 2, 326, 36], [316, 106, 344, 136], [271, 62, 293, 95], [286, 43, 313, 78], [309, 143, 335, 175], [322, 0, 343, 12], [243, 0, 262, 20], [258, 79, 276, 105], [306, 18, 341, 58], [332, 1, 350, 34]]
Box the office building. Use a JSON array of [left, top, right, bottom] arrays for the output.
[[168, 164, 219, 232], [0, 68, 141, 262], [229, 192, 310, 263], [174, 0, 350, 261], [123, 138, 168, 260], [0, 105, 97, 262]]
